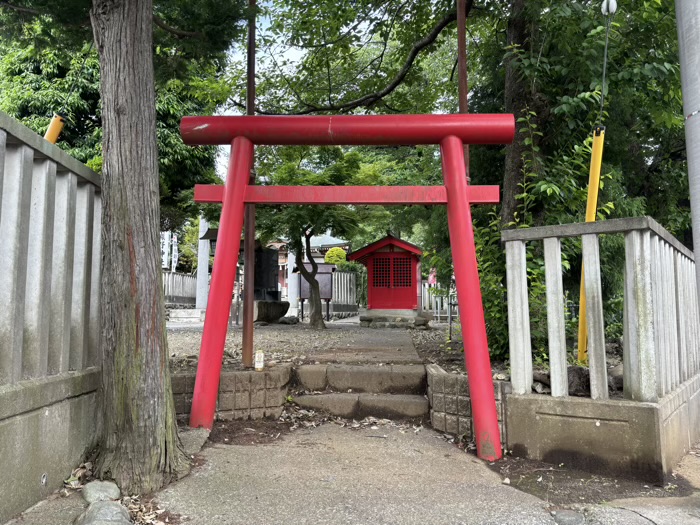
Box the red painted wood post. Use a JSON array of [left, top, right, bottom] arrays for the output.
[[190, 136, 254, 429], [440, 135, 502, 461]]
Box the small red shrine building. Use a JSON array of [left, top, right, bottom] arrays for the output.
[[349, 235, 422, 312]]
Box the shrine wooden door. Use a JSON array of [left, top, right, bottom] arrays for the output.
[[368, 253, 416, 310]]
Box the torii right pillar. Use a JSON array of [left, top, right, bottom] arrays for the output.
[[442, 135, 501, 460]]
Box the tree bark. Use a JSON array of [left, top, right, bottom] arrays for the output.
[[501, 0, 530, 228], [294, 233, 326, 329], [90, 0, 189, 494]]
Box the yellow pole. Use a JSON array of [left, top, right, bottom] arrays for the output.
[[577, 125, 606, 362], [44, 114, 65, 144]]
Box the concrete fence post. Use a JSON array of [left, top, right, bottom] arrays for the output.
[[581, 234, 608, 400], [505, 240, 532, 395], [23, 158, 57, 379], [623, 229, 658, 402], [0, 143, 33, 384], [69, 183, 95, 371], [543, 237, 568, 397]]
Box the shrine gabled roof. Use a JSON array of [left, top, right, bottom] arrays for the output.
[[348, 235, 422, 265]]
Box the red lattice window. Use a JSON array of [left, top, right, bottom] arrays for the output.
[[373, 257, 391, 288], [392, 257, 412, 288]]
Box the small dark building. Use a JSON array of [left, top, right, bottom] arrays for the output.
[[349, 235, 422, 312]]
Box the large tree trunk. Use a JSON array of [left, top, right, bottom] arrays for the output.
[[501, 0, 530, 228], [90, 0, 189, 494]]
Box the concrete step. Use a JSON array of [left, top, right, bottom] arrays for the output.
[[295, 364, 426, 394], [293, 393, 429, 420]]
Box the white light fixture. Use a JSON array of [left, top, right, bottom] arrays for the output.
[[601, 0, 617, 16]]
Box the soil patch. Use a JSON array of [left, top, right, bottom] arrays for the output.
[[489, 455, 693, 505], [207, 418, 291, 446]]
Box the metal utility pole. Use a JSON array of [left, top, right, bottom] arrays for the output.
[[676, 0, 700, 304], [242, 0, 256, 368]]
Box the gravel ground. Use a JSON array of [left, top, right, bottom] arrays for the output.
[[167, 319, 426, 370], [167, 320, 509, 374]]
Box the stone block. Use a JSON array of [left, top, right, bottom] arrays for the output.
[[390, 365, 426, 394], [444, 374, 458, 394], [506, 394, 663, 481], [250, 371, 265, 391], [265, 388, 286, 408], [295, 365, 328, 391], [357, 394, 429, 419], [445, 414, 459, 435], [494, 380, 511, 401], [265, 407, 283, 419], [74, 501, 130, 525], [457, 396, 471, 416], [173, 393, 192, 415], [250, 389, 266, 409], [360, 321, 371, 327], [458, 417, 472, 436], [249, 408, 265, 420], [431, 411, 446, 432], [266, 364, 292, 388], [171, 372, 195, 395], [456, 374, 469, 395], [234, 391, 250, 410], [219, 372, 237, 392], [327, 365, 392, 393], [294, 393, 360, 418], [426, 365, 445, 393], [218, 408, 250, 420], [217, 392, 235, 411], [0, 391, 97, 524], [431, 393, 445, 412], [82, 481, 120, 504], [444, 395, 458, 415], [235, 372, 251, 391]]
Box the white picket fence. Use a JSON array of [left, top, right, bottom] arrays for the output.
[[421, 281, 457, 321], [162, 271, 197, 305]]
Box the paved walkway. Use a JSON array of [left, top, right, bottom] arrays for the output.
[[7, 425, 700, 525], [159, 425, 556, 525]]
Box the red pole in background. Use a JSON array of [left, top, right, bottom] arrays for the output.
[[241, 0, 257, 368], [190, 136, 254, 429], [441, 135, 502, 461]]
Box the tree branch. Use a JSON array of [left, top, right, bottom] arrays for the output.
[[0, 1, 39, 14], [1, 3, 205, 39], [232, 6, 468, 115], [152, 14, 204, 39]]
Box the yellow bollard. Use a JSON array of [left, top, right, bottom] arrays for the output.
[[577, 126, 606, 363], [44, 114, 65, 144]]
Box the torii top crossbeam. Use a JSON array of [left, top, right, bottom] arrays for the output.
[[182, 113, 514, 463], [180, 114, 514, 146]]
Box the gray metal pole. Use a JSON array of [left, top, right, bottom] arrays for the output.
[[195, 216, 209, 310], [676, 0, 700, 303]]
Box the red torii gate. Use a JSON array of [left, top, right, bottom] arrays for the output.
[[181, 114, 514, 461]]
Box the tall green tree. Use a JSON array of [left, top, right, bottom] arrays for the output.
[[257, 146, 360, 328]]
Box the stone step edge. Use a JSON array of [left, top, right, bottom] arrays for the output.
[[294, 364, 426, 395], [293, 392, 429, 420]]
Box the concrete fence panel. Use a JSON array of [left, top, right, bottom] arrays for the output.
[[0, 112, 102, 522]]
